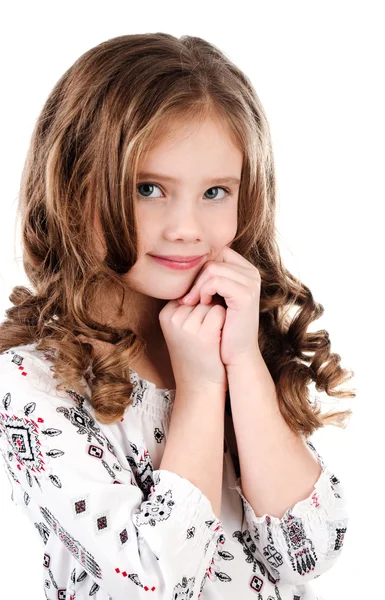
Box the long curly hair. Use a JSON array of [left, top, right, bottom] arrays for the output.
[[0, 32, 355, 436]]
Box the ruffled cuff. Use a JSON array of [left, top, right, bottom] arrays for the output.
[[229, 440, 349, 585]]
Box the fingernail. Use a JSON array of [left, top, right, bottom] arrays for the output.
[[183, 293, 192, 302]]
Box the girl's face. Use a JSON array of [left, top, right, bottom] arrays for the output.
[[126, 116, 243, 302], [92, 116, 243, 336]]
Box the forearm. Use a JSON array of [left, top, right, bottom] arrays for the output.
[[227, 351, 322, 519], [159, 385, 226, 518]]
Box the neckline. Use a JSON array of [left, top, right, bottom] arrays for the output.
[[17, 343, 177, 403], [127, 367, 177, 418], [128, 367, 176, 395]]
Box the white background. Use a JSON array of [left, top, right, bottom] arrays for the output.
[[0, 1, 383, 598]]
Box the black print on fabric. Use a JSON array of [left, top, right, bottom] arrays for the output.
[[0, 395, 56, 494], [197, 527, 232, 597], [68, 565, 93, 600], [199, 570, 209, 596], [259, 517, 284, 582], [70, 566, 92, 600], [89, 582, 101, 595], [154, 426, 164, 443], [10, 352, 24, 367], [334, 526, 346, 551], [325, 517, 348, 559], [71, 566, 105, 600], [249, 575, 283, 599], [75, 569, 88, 582], [330, 474, 341, 498], [101, 458, 117, 479], [48, 566, 59, 589], [129, 369, 175, 412], [40, 505, 103, 580], [274, 585, 283, 600], [126, 441, 155, 499], [58, 389, 116, 453], [0, 388, 121, 500], [249, 573, 263, 592], [62, 575, 101, 599], [205, 520, 228, 551], [135, 488, 175, 527], [204, 538, 210, 554], [205, 537, 233, 585], [198, 528, 230, 597], [233, 526, 281, 584], [43, 577, 51, 595], [34, 521, 51, 545], [305, 440, 326, 471], [279, 512, 317, 578], [172, 575, 195, 599], [43, 553, 51, 568], [128, 371, 148, 407]]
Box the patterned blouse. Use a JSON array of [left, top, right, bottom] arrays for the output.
[[0, 343, 348, 600]]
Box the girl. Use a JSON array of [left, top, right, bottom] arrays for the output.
[[0, 33, 355, 600]]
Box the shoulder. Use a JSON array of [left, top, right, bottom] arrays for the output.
[[0, 342, 55, 375], [0, 343, 60, 394], [0, 343, 87, 417]]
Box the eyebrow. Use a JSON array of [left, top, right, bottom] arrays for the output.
[[137, 171, 241, 186]]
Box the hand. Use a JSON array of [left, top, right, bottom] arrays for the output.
[[177, 245, 261, 368], [158, 297, 228, 393]]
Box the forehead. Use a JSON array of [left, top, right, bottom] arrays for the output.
[[139, 116, 243, 176], [148, 115, 240, 150]]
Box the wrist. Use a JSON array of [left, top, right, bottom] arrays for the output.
[[225, 349, 263, 375], [175, 382, 227, 402]]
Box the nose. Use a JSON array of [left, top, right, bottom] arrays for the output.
[[164, 200, 205, 238]]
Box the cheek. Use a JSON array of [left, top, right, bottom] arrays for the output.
[[220, 201, 238, 232], [211, 212, 238, 244], [135, 209, 155, 249]]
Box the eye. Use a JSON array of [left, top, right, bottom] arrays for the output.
[[136, 182, 231, 202], [204, 186, 231, 202], [136, 183, 163, 199]]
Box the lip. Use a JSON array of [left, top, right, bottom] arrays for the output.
[[150, 255, 205, 270], [150, 255, 203, 262]]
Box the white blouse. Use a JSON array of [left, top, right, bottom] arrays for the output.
[[0, 343, 348, 600]]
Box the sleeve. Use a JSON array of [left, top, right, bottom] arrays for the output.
[[229, 438, 349, 586], [0, 349, 226, 600]]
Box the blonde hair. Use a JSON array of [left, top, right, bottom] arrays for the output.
[[0, 33, 355, 435]]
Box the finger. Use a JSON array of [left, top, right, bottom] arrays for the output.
[[199, 276, 253, 311], [179, 246, 250, 302], [170, 299, 206, 323], [200, 303, 226, 339], [183, 301, 219, 333], [221, 245, 258, 271], [182, 263, 252, 305]]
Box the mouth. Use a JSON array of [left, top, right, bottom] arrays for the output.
[[149, 255, 205, 270]]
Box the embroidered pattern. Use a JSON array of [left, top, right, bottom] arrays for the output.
[[0, 347, 349, 599], [279, 512, 318, 577]]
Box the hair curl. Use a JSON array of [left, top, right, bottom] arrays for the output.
[[0, 32, 355, 437]]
